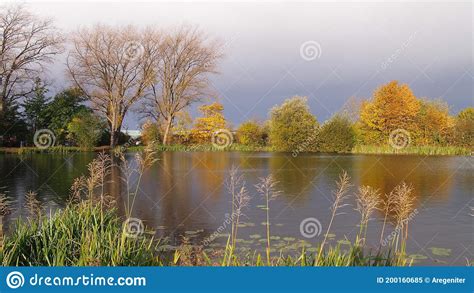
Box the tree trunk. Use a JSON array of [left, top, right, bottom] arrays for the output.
[[110, 130, 116, 148], [110, 128, 120, 148], [162, 116, 173, 145]]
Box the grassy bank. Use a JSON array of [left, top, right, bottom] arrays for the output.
[[0, 146, 111, 154], [2, 143, 469, 156], [352, 145, 471, 156]]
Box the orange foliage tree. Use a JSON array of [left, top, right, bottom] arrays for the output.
[[358, 81, 420, 144]]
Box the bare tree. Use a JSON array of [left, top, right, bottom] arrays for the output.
[[67, 25, 161, 147], [0, 4, 63, 114], [142, 26, 222, 145]]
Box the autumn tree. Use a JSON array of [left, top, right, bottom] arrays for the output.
[[359, 81, 420, 144], [454, 107, 473, 147], [0, 4, 63, 114], [317, 115, 355, 153], [67, 25, 160, 147], [140, 120, 161, 146], [237, 120, 267, 146], [416, 99, 452, 145], [268, 96, 318, 152], [142, 26, 222, 145], [192, 102, 226, 143]]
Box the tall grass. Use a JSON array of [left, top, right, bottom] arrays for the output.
[[352, 145, 471, 156], [0, 201, 161, 266], [255, 175, 281, 265]]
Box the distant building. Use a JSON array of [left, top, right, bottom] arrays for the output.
[[121, 130, 141, 139]]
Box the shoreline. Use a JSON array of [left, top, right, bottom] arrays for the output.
[[0, 144, 471, 156]]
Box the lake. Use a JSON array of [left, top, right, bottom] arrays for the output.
[[0, 151, 472, 265]]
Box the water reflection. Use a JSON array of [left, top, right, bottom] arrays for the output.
[[0, 152, 471, 264]]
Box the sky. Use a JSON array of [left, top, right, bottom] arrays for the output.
[[17, 1, 474, 129]]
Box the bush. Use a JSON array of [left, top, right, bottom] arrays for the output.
[[317, 115, 355, 153], [67, 111, 104, 149], [269, 96, 318, 151], [236, 120, 267, 146], [141, 120, 162, 146], [454, 107, 474, 147]]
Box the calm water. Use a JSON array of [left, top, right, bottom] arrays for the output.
[[0, 152, 472, 265]]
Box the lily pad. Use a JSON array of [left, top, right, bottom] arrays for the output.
[[429, 247, 452, 257], [283, 237, 295, 242], [249, 234, 262, 239], [409, 254, 428, 260]]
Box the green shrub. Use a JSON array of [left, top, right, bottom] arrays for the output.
[[269, 96, 318, 152], [236, 120, 267, 146], [67, 111, 104, 149], [317, 115, 355, 153]]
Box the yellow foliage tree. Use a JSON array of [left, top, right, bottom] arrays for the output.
[[192, 102, 227, 143], [359, 81, 420, 144], [416, 99, 453, 145]]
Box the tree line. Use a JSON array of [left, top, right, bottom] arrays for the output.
[[139, 80, 472, 152], [0, 5, 472, 151], [0, 4, 221, 148]]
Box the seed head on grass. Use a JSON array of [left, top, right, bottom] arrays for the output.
[[255, 174, 281, 265], [136, 143, 158, 174], [316, 170, 352, 266], [392, 182, 415, 228], [390, 182, 415, 259], [0, 194, 12, 217], [25, 191, 42, 219], [224, 166, 250, 264], [354, 185, 381, 244]]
